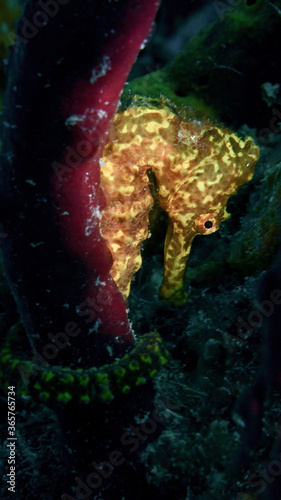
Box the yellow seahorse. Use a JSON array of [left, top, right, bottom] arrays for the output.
[[100, 103, 259, 306]]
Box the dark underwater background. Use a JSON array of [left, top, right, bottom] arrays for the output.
[[1, 1, 281, 499]]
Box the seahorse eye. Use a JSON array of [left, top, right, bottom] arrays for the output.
[[204, 220, 213, 229]]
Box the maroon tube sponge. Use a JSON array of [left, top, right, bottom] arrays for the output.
[[0, 0, 160, 368], [52, 1, 161, 345]]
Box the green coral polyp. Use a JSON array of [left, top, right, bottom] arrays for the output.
[[135, 376, 147, 386], [11, 359, 21, 370], [57, 392, 73, 403], [79, 394, 91, 404], [0, 331, 169, 406], [1, 353, 12, 363], [129, 360, 140, 371], [99, 389, 114, 403], [141, 354, 152, 364], [41, 371, 55, 382], [79, 375, 90, 387], [61, 373, 75, 385], [39, 392, 50, 401], [95, 372, 110, 385], [122, 385, 131, 394], [113, 367, 127, 382]]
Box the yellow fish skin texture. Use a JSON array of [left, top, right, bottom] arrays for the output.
[[100, 104, 260, 306]]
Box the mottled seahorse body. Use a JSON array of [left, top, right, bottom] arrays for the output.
[[100, 104, 259, 305]]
